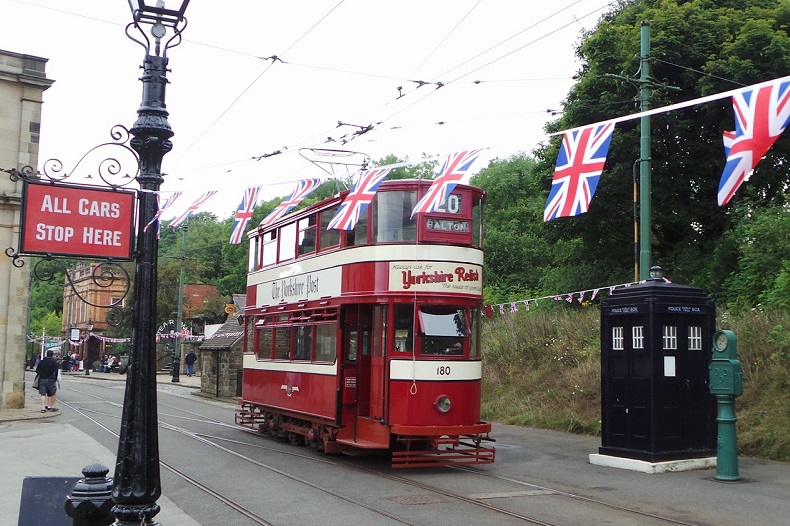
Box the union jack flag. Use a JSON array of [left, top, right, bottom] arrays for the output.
[[143, 191, 182, 238], [229, 186, 262, 245], [169, 191, 218, 228], [326, 167, 393, 230], [411, 149, 484, 218], [260, 178, 321, 228], [718, 79, 790, 206], [544, 122, 614, 221]]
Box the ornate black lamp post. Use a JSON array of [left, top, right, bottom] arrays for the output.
[[112, 2, 190, 525]]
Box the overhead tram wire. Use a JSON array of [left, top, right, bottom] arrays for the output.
[[430, 0, 586, 83], [442, 0, 617, 85], [356, 1, 617, 138], [179, 2, 617, 177], [165, 2, 617, 172], [261, 1, 602, 154], [407, 0, 484, 78], [650, 57, 747, 87], [176, 0, 348, 161]]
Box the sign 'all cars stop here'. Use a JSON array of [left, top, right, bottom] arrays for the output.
[[20, 181, 136, 260]]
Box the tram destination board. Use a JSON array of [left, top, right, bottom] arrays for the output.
[[426, 218, 470, 232]]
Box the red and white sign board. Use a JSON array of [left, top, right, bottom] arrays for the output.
[[20, 181, 136, 260]]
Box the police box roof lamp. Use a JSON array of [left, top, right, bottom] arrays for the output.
[[649, 265, 663, 281]]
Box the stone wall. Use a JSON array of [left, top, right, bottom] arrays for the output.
[[0, 50, 53, 409]]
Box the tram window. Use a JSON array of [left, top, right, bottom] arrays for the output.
[[472, 196, 483, 247], [470, 308, 481, 358], [315, 324, 337, 362], [274, 327, 290, 360], [248, 237, 259, 272], [347, 331, 358, 361], [294, 325, 312, 360], [298, 216, 317, 256], [319, 206, 340, 250], [418, 307, 467, 356], [262, 230, 277, 267], [373, 191, 417, 242], [257, 327, 273, 359], [347, 209, 369, 246], [393, 304, 414, 353], [279, 223, 296, 262]]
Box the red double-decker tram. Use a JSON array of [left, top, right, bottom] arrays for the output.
[[235, 179, 495, 467]]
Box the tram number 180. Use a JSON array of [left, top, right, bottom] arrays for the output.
[[436, 366, 452, 376]]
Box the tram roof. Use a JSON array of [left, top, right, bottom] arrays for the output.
[[251, 179, 484, 238]]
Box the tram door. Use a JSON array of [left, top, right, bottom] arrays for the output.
[[340, 305, 389, 445], [341, 318, 359, 429], [366, 306, 386, 419]]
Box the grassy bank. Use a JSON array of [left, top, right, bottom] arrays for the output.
[[480, 307, 790, 462]]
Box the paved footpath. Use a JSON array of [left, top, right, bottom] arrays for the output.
[[0, 371, 202, 526]]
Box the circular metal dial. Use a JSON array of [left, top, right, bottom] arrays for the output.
[[715, 332, 728, 352]]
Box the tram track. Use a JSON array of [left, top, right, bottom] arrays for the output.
[[61, 387, 703, 526]]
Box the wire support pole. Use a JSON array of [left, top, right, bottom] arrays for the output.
[[638, 20, 652, 281]]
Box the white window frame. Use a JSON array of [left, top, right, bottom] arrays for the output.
[[663, 325, 678, 350], [632, 326, 644, 349], [688, 326, 703, 351], [612, 327, 624, 350]]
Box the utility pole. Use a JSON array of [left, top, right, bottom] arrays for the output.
[[603, 21, 679, 280], [171, 224, 187, 382], [638, 20, 652, 281]]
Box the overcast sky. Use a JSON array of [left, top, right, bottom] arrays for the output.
[[2, 0, 614, 219]]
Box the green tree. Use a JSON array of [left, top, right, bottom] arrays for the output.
[[537, 0, 790, 306], [722, 202, 790, 310]]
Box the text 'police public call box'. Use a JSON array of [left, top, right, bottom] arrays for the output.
[[599, 280, 716, 462]]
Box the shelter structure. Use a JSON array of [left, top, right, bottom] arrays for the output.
[[199, 294, 246, 398]]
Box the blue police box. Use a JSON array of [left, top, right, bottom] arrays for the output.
[[599, 278, 717, 461]]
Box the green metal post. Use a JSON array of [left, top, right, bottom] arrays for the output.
[[715, 395, 740, 481], [638, 20, 652, 280]]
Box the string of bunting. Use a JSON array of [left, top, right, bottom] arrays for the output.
[[27, 332, 207, 346], [483, 277, 671, 317]]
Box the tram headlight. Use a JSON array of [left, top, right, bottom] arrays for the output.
[[435, 395, 452, 413]]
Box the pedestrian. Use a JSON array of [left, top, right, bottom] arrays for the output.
[[184, 350, 197, 377], [35, 349, 60, 412]]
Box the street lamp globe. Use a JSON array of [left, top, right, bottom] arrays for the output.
[[128, 0, 191, 27]]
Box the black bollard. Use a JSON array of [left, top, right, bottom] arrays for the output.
[[64, 463, 114, 526]]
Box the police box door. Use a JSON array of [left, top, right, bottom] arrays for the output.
[[602, 311, 714, 457]]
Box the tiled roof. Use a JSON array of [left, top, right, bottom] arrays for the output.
[[199, 294, 246, 351]]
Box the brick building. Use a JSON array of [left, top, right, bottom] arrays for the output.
[[61, 260, 130, 370]]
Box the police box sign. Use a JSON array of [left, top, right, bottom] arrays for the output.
[[20, 181, 135, 260]]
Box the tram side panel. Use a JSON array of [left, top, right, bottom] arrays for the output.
[[241, 358, 338, 422]]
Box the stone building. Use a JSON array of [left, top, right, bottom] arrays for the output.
[[198, 294, 245, 398], [0, 50, 54, 409]]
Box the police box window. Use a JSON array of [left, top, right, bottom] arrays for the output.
[[632, 326, 645, 349], [612, 327, 624, 350], [688, 326, 703, 350]]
